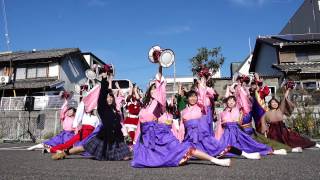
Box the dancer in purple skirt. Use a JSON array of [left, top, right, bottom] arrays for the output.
[[27, 96, 76, 151], [215, 95, 273, 157], [178, 78, 261, 160], [131, 66, 231, 168]]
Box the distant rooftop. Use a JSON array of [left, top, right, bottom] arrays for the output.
[[258, 33, 320, 47], [0, 48, 80, 62]]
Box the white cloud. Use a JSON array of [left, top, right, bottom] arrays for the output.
[[146, 25, 191, 35]]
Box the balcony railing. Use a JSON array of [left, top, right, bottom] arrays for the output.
[[0, 95, 81, 111]]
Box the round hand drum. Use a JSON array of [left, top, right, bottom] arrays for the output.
[[159, 49, 175, 68]]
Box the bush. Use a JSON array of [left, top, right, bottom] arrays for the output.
[[288, 108, 320, 138]]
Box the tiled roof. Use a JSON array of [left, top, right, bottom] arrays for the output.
[[258, 34, 320, 47], [272, 62, 320, 73], [0, 48, 80, 62]]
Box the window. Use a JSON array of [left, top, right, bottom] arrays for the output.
[[296, 52, 308, 61], [0, 67, 3, 76], [16, 67, 26, 80], [49, 63, 59, 77], [294, 81, 302, 90], [303, 82, 317, 90], [27, 67, 36, 78], [308, 52, 320, 61], [37, 65, 47, 78]]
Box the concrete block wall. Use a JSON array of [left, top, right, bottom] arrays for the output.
[[0, 110, 61, 141]]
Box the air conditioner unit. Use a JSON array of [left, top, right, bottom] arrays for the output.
[[0, 76, 9, 84]]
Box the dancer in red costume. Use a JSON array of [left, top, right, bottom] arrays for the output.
[[123, 84, 141, 146]]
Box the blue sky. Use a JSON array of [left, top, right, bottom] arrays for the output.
[[0, 0, 303, 89]]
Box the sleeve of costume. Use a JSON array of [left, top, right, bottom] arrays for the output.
[[59, 100, 68, 121], [214, 113, 224, 140], [196, 84, 208, 114], [97, 78, 108, 121], [206, 87, 216, 99], [98, 77, 116, 141], [72, 101, 85, 128], [82, 85, 101, 113], [115, 90, 125, 112], [236, 86, 252, 115], [153, 73, 166, 108], [177, 119, 185, 143], [225, 85, 233, 98], [197, 84, 206, 107], [171, 120, 180, 140]]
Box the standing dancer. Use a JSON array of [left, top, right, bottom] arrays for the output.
[[52, 72, 131, 160], [260, 86, 320, 150], [123, 83, 141, 146], [27, 92, 76, 151], [131, 66, 231, 167]]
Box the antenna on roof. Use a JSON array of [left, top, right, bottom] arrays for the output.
[[1, 0, 10, 51]]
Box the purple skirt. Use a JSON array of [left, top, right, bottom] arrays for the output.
[[219, 122, 272, 156], [43, 130, 74, 147], [241, 112, 255, 135], [131, 121, 193, 168], [252, 98, 266, 130], [199, 106, 214, 136], [183, 119, 226, 157]]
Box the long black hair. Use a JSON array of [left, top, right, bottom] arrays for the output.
[[106, 89, 118, 112], [142, 83, 156, 108]]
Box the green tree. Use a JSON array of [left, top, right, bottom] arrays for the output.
[[190, 47, 225, 87]]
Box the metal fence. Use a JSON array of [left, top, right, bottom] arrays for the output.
[[0, 95, 81, 111]]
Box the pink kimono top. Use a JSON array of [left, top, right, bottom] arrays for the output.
[[133, 73, 166, 143], [215, 107, 242, 140], [60, 100, 75, 132], [177, 104, 203, 142]]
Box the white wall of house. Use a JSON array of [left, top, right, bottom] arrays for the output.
[[59, 55, 88, 91], [238, 54, 252, 76]]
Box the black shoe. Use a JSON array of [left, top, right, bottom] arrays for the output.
[[42, 149, 48, 154]]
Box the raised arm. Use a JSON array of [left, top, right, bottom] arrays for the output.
[[153, 66, 166, 107], [235, 85, 252, 115], [279, 88, 295, 116], [59, 99, 68, 121], [259, 114, 269, 136]]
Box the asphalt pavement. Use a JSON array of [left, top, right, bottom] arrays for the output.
[[0, 143, 319, 180]]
